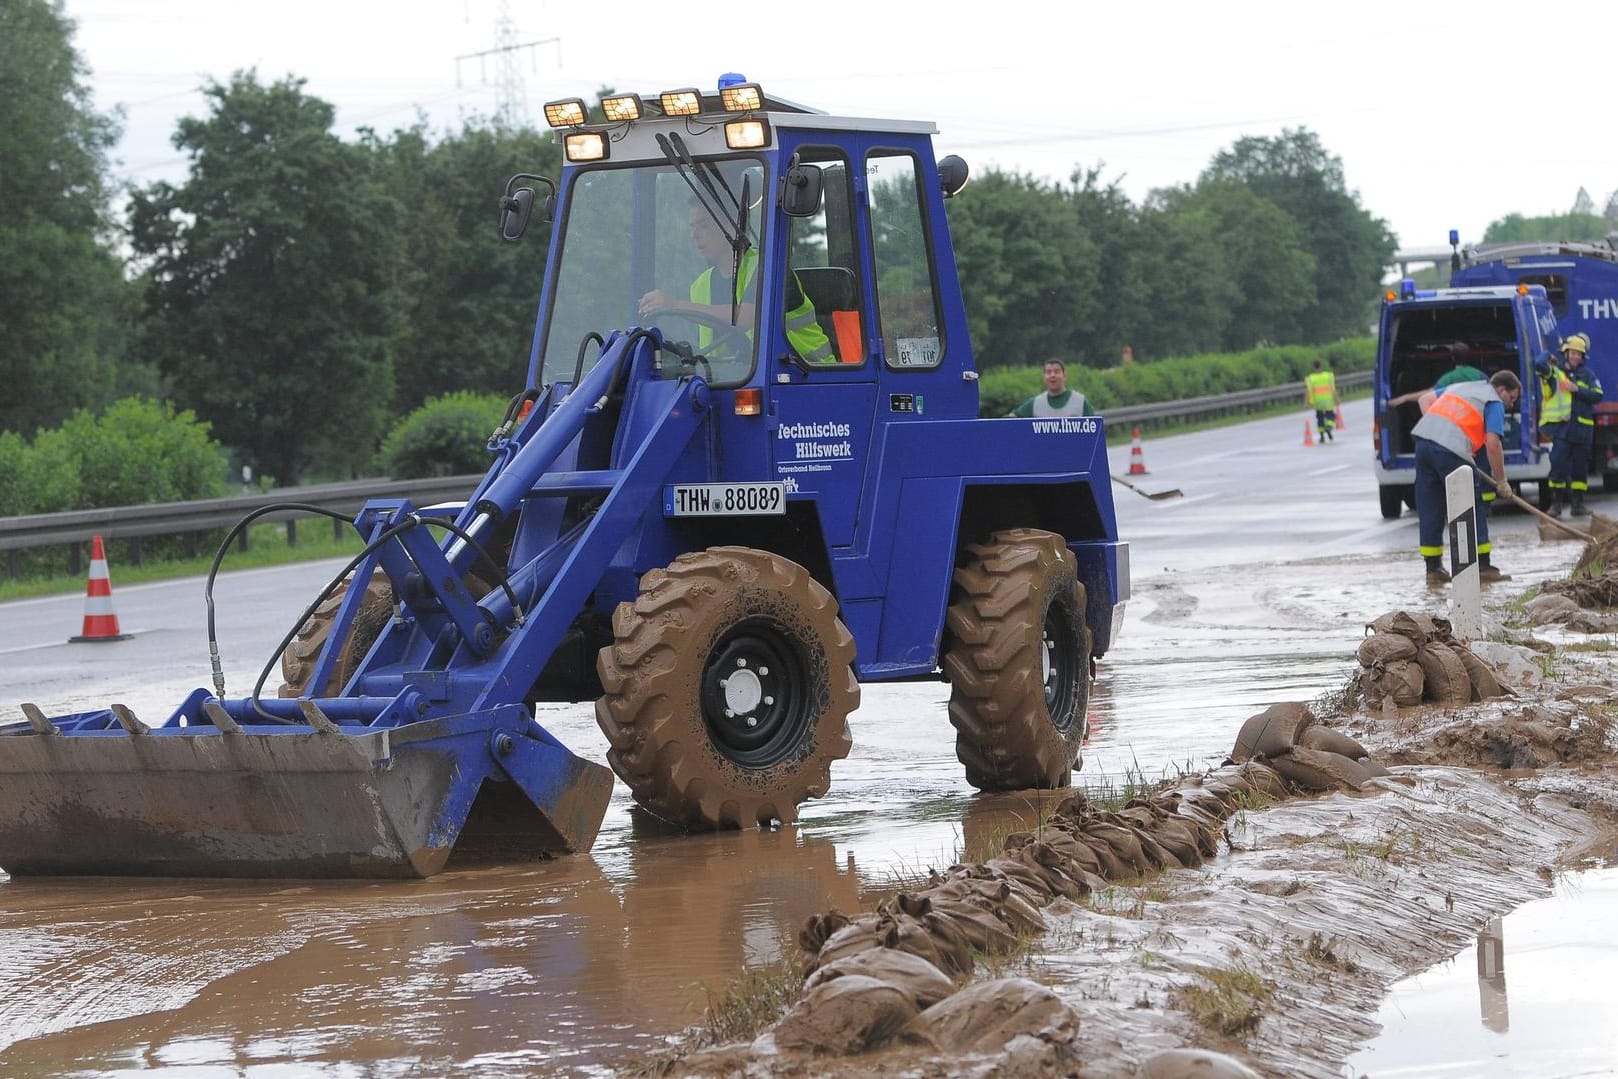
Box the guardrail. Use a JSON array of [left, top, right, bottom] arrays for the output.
[[0, 371, 1370, 578], [0, 475, 479, 580], [1104, 369, 1370, 428]]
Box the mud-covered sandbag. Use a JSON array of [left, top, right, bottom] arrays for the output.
[[1021, 823, 1107, 881], [1297, 724, 1369, 760], [773, 974, 920, 1054], [1137, 1047, 1263, 1078], [1370, 610, 1453, 644], [1232, 760, 1290, 801], [1466, 641, 1544, 689], [1417, 641, 1472, 706], [1358, 659, 1425, 709], [1230, 702, 1315, 762], [1356, 631, 1419, 666], [981, 854, 1062, 903], [1002, 839, 1093, 899], [802, 948, 956, 1012], [1565, 609, 1618, 634], [1116, 802, 1206, 867], [808, 914, 886, 972], [1268, 746, 1376, 792], [1523, 593, 1581, 626], [928, 871, 1047, 934], [906, 977, 1081, 1055], [1081, 820, 1158, 877], [885, 891, 1019, 956], [799, 910, 852, 958], [1450, 644, 1510, 700]]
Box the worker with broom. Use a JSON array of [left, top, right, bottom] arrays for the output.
[[1535, 333, 1604, 518], [1412, 371, 1521, 587]]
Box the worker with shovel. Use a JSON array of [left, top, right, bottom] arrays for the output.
[[1411, 371, 1521, 587], [1535, 332, 1604, 518]]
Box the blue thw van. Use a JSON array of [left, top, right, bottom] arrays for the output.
[[1372, 282, 1552, 518]]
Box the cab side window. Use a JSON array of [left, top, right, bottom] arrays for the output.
[[786, 149, 862, 365], [867, 151, 943, 370]]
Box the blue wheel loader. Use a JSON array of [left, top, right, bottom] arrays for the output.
[[0, 78, 1129, 877]]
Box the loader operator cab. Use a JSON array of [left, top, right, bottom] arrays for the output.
[[499, 81, 968, 407], [522, 148, 855, 388]]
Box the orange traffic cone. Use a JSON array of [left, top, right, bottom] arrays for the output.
[[1335, 408, 1345, 433], [69, 535, 132, 643], [1128, 426, 1149, 475], [1303, 419, 1315, 447]]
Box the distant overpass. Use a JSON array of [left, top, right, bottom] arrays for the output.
[[1388, 247, 1453, 279]]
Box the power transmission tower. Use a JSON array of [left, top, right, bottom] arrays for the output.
[[454, 1, 560, 127]]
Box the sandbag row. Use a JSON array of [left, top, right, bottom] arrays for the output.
[[1357, 610, 1509, 709], [776, 760, 1303, 1061]]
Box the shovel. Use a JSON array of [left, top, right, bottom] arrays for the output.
[[1111, 474, 1183, 500], [1469, 465, 1603, 542]]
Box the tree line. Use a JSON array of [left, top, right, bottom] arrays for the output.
[[5, 0, 1398, 496]]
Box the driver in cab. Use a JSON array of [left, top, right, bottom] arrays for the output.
[[637, 202, 834, 366]]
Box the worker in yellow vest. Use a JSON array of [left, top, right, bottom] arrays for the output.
[[1305, 360, 1339, 443], [1534, 333, 1604, 517], [638, 201, 834, 371]]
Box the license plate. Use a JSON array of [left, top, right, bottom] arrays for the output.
[[664, 482, 787, 517]]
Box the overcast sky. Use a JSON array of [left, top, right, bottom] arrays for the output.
[[66, 0, 1618, 256]]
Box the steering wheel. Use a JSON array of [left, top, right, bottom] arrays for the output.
[[662, 308, 756, 376]]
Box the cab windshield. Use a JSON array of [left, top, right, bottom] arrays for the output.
[[539, 158, 765, 387]]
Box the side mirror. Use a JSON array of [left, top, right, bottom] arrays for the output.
[[939, 155, 970, 199], [499, 188, 536, 242], [780, 162, 823, 218]]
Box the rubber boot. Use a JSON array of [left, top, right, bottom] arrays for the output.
[[1572, 493, 1590, 518], [1479, 558, 1511, 584], [1425, 557, 1450, 587], [1549, 491, 1566, 518]]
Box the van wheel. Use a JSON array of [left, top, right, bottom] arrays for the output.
[[943, 528, 1091, 790], [595, 548, 858, 829], [1379, 487, 1404, 520]]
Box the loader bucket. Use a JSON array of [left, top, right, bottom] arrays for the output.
[[0, 696, 614, 879]]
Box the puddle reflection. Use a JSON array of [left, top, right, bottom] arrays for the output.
[[1346, 865, 1618, 1077]]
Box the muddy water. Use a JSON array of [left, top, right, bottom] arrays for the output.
[[1343, 865, 1618, 1078], [0, 405, 1600, 1075]]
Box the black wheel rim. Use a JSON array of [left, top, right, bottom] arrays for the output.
[[700, 617, 813, 767], [1042, 598, 1081, 732]]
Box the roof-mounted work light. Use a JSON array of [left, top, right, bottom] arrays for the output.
[[564, 130, 609, 162], [724, 118, 771, 150], [659, 88, 703, 117], [720, 82, 763, 112], [600, 93, 643, 123], [543, 98, 589, 128]]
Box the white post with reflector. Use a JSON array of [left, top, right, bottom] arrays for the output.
[[1445, 465, 1481, 641]]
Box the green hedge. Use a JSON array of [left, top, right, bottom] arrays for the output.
[[377, 391, 507, 479], [978, 337, 1375, 418]]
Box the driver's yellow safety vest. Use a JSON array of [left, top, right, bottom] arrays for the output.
[[691, 250, 834, 364], [1540, 370, 1575, 425], [1305, 370, 1337, 409]]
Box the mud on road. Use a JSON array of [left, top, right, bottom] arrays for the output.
[[657, 548, 1618, 1079]]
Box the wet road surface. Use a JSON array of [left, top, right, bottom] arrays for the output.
[[0, 403, 1589, 1074]]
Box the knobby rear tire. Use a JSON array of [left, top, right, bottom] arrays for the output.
[[943, 528, 1091, 791]]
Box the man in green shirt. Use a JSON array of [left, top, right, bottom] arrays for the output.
[[1011, 359, 1093, 417]]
